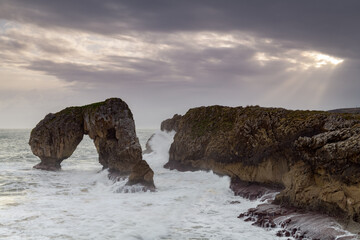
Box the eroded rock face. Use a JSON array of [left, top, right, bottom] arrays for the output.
[[29, 108, 84, 171], [160, 114, 182, 132], [163, 105, 360, 222], [82, 98, 142, 174], [127, 160, 155, 191], [29, 98, 155, 190], [275, 127, 360, 221]]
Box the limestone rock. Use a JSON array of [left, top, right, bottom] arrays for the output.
[[328, 107, 360, 114], [275, 127, 360, 221], [127, 160, 155, 191], [82, 98, 142, 174], [163, 105, 360, 222], [160, 114, 182, 132], [29, 109, 84, 170], [29, 98, 155, 189]]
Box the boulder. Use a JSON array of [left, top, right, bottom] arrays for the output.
[[127, 160, 155, 191]]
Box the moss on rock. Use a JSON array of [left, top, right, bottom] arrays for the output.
[[163, 104, 360, 222], [29, 98, 155, 190]]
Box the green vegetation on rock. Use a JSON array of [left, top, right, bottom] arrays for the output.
[[164, 104, 360, 223], [55, 100, 106, 117], [186, 106, 238, 137]]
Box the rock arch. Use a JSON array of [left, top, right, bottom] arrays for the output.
[[29, 98, 155, 190]]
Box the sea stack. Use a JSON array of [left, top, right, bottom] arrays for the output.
[[29, 98, 155, 191]]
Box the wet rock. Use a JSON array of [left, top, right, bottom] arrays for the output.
[[163, 105, 360, 222], [160, 114, 182, 132], [30, 109, 84, 171], [230, 177, 283, 201], [126, 160, 155, 191], [29, 98, 155, 189], [239, 203, 359, 239]]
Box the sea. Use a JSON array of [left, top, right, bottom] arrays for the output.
[[0, 129, 307, 239]]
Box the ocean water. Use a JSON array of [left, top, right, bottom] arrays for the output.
[[0, 129, 288, 240]]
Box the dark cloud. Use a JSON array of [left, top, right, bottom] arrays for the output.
[[103, 55, 172, 80], [25, 43, 293, 89], [161, 46, 289, 87], [36, 41, 74, 55], [1, 0, 360, 60], [1, 0, 360, 128], [0, 37, 28, 52], [0, 30, 76, 58], [27, 60, 140, 84]]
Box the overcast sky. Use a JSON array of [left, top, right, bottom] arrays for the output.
[[0, 0, 359, 128]]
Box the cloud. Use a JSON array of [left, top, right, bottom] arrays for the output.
[[0, 38, 27, 52], [0, 1, 359, 128], [0, 21, 350, 96], [1, 0, 360, 60], [26, 58, 173, 86], [15, 29, 322, 88]]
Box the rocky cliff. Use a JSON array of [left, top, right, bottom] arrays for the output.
[[329, 108, 360, 114], [163, 105, 360, 222], [29, 98, 155, 190], [161, 114, 182, 132]]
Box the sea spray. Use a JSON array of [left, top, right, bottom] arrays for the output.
[[0, 129, 287, 239]]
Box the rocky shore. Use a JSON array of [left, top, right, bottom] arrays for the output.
[[231, 182, 359, 239], [29, 98, 155, 190], [238, 202, 357, 240], [162, 105, 360, 236]]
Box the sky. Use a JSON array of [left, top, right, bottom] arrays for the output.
[[0, 0, 359, 129]]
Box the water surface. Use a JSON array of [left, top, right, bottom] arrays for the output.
[[0, 129, 284, 239]]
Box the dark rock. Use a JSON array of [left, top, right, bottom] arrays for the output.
[[163, 105, 360, 222], [230, 177, 283, 201], [237, 213, 245, 218], [30, 110, 84, 171], [239, 202, 359, 239], [29, 98, 155, 189], [126, 160, 155, 191], [160, 114, 182, 132], [328, 108, 360, 114]]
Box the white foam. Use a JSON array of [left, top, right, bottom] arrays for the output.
[[0, 130, 283, 239]]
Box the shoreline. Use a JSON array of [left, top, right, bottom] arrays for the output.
[[231, 181, 360, 239]]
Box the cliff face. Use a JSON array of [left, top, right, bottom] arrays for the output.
[[276, 126, 360, 221], [161, 114, 182, 132], [329, 108, 360, 114], [163, 105, 360, 222], [29, 108, 84, 171], [29, 98, 154, 190]]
